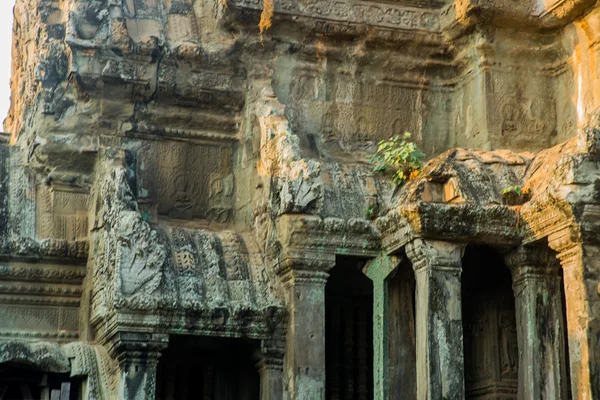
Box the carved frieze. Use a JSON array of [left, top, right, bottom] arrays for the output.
[[228, 0, 441, 31], [0, 262, 85, 342]]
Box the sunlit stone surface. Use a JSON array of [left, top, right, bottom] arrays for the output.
[[1, 0, 600, 398]]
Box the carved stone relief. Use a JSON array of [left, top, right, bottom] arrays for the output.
[[287, 69, 426, 152], [229, 0, 441, 31], [36, 184, 89, 241], [134, 140, 234, 222]]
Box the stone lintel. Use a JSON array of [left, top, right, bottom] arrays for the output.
[[381, 204, 521, 253]]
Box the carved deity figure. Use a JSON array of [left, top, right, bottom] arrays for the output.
[[499, 310, 518, 375]]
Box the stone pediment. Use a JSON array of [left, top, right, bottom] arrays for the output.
[[396, 148, 534, 206], [86, 165, 286, 342], [94, 223, 286, 341]]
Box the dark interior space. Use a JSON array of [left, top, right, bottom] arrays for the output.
[[325, 256, 374, 400], [387, 257, 416, 400], [155, 335, 260, 400], [0, 363, 79, 400], [462, 245, 518, 399]]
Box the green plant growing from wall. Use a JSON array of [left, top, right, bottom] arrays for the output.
[[365, 207, 377, 219], [501, 185, 530, 206], [369, 132, 425, 185]]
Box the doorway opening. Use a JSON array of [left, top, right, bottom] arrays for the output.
[[462, 245, 518, 399], [387, 257, 416, 399], [155, 336, 260, 400], [0, 363, 80, 400], [325, 256, 373, 400]]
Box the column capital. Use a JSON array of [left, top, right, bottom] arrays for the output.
[[108, 332, 169, 368], [275, 252, 335, 287], [279, 269, 330, 289], [406, 239, 465, 273], [504, 245, 553, 267], [504, 246, 560, 280], [364, 254, 401, 282], [548, 226, 582, 256], [255, 339, 285, 370]]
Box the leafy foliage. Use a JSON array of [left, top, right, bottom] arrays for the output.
[[501, 186, 522, 196], [365, 207, 376, 219], [369, 133, 424, 185], [501, 185, 530, 206]]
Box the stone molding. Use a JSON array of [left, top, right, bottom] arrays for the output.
[[406, 238, 465, 273], [108, 332, 169, 368], [228, 0, 442, 32]]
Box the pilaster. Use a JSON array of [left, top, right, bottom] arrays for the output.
[[364, 254, 401, 400], [406, 239, 465, 400], [277, 254, 335, 400], [256, 342, 285, 400], [109, 332, 168, 400], [549, 227, 598, 399], [505, 246, 570, 400]]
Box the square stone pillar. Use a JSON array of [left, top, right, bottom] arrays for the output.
[[406, 239, 466, 400], [256, 342, 285, 400], [109, 332, 168, 400], [549, 229, 599, 399], [364, 254, 401, 400], [277, 256, 335, 400], [505, 247, 570, 400]]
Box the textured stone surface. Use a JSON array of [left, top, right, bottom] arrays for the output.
[[1, 0, 600, 399]]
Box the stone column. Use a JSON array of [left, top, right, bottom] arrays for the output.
[[364, 254, 400, 400], [277, 255, 335, 400], [110, 332, 168, 400], [505, 246, 570, 400], [549, 228, 599, 399], [256, 342, 285, 400], [406, 239, 465, 400]]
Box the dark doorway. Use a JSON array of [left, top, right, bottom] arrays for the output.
[[155, 336, 260, 400], [387, 258, 416, 400], [325, 257, 373, 400], [462, 245, 518, 399], [0, 363, 79, 400]]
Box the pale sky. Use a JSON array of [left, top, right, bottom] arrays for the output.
[[0, 0, 15, 127]]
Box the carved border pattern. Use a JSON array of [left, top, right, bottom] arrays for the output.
[[228, 0, 440, 31]]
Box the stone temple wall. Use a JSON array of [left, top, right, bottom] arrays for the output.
[[1, 0, 600, 399]]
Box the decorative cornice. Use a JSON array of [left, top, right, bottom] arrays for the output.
[[0, 263, 86, 283], [0, 330, 79, 340], [227, 0, 442, 32]]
